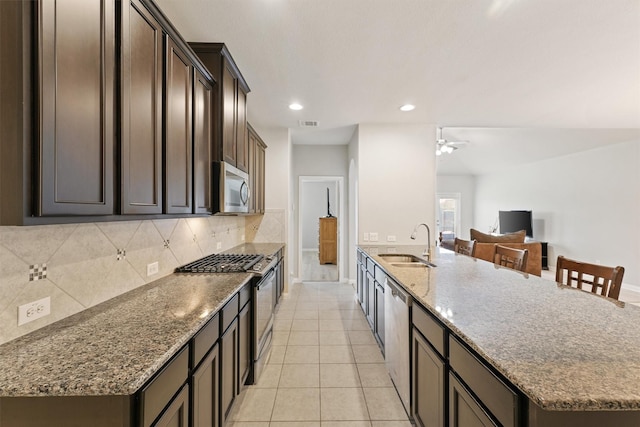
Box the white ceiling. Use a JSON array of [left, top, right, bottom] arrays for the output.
[[156, 0, 640, 173]]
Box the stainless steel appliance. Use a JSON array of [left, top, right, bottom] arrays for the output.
[[175, 253, 263, 273], [253, 265, 275, 382], [213, 161, 250, 214], [175, 252, 277, 384], [384, 276, 411, 412]]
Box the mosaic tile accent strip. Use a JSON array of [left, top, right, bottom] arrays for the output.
[[28, 264, 47, 282]]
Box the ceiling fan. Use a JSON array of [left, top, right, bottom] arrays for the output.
[[436, 127, 468, 155]]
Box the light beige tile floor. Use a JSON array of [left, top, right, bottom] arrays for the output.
[[227, 281, 411, 427]]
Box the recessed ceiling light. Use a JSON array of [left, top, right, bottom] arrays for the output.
[[289, 103, 303, 111], [400, 104, 415, 112]]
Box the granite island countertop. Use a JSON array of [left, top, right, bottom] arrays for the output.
[[0, 243, 284, 398], [360, 245, 640, 412]]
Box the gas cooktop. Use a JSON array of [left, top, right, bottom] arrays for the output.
[[175, 253, 264, 273]]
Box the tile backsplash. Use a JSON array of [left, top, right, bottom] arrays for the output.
[[0, 215, 273, 345]]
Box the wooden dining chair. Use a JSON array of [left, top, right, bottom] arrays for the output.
[[454, 238, 476, 257], [493, 244, 528, 272], [555, 255, 625, 300]]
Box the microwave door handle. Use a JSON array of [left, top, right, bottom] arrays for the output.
[[240, 181, 249, 205]]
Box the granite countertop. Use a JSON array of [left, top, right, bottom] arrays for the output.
[[360, 245, 640, 412], [0, 243, 284, 398]]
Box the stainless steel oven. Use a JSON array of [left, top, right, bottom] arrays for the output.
[[253, 266, 275, 383]]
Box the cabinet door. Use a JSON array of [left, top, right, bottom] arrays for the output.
[[153, 385, 189, 427], [247, 128, 257, 213], [121, 0, 162, 214], [356, 262, 363, 305], [38, 0, 114, 215], [256, 140, 266, 213], [221, 61, 237, 166], [221, 318, 239, 424], [374, 281, 385, 348], [235, 89, 248, 172], [449, 373, 497, 427], [193, 69, 213, 214], [192, 345, 220, 427], [412, 329, 445, 427], [238, 301, 251, 390], [366, 272, 375, 327], [165, 37, 193, 214]]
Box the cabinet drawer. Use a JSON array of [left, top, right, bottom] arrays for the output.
[[239, 282, 251, 309], [449, 337, 519, 427], [366, 257, 375, 273], [222, 293, 239, 333], [412, 303, 445, 357], [192, 313, 220, 368], [374, 265, 385, 281], [139, 346, 189, 427]]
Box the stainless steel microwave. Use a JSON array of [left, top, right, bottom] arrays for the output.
[[212, 161, 250, 214]]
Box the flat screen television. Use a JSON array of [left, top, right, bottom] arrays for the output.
[[499, 210, 533, 238]]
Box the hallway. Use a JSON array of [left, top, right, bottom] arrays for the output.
[[227, 281, 410, 426]]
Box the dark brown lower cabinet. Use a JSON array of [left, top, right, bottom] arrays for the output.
[[449, 373, 496, 427], [238, 301, 251, 390], [192, 345, 220, 427], [153, 385, 189, 427], [366, 272, 375, 328], [412, 329, 445, 427], [221, 318, 238, 424], [374, 280, 385, 348]]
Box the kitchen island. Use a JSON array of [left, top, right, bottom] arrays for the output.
[[359, 245, 640, 427], [0, 243, 284, 427]]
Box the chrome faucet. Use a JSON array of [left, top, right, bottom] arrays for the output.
[[411, 223, 432, 261]]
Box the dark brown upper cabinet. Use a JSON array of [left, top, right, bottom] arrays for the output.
[[38, 0, 115, 216], [165, 37, 193, 214], [247, 124, 266, 215], [193, 69, 213, 214], [121, 0, 163, 214], [0, 0, 217, 225], [190, 43, 250, 173]]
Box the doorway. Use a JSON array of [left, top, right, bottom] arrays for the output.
[[436, 193, 461, 240], [298, 176, 345, 282]]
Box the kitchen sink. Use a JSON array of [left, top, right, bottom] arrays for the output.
[[389, 262, 431, 269], [378, 254, 424, 263]]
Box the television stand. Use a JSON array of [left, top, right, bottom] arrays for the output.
[[525, 238, 548, 270]]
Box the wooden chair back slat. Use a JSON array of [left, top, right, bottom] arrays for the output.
[[493, 244, 528, 272], [454, 238, 476, 257], [555, 255, 625, 300]]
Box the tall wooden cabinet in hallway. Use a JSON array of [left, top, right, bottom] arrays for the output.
[[319, 217, 337, 264]]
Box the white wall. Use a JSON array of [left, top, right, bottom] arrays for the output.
[[301, 181, 338, 249], [291, 145, 349, 280], [474, 140, 640, 286], [436, 175, 476, 239], [348, 128, 360, 281], [357, 124, 437, 247]]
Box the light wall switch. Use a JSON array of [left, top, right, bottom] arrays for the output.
[[147, 261, 159, 277], [387, 235, 397, 242], [18, 297, 51, 326], [363, 233, 369, 242], [241, 234, 245, 241], [369, 232, 379, 242], [217, 242, 222, 250]]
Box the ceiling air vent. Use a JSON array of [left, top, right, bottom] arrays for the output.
[[298, 120, 319, 127]]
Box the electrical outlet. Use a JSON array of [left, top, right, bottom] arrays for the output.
[[18, 297, 51, 326], [217, 242, 222, 250], [369, 232, 379, 242], [147, 262, 159, 276], [363, 233, 370, 241], [387, 235, 397, 242]]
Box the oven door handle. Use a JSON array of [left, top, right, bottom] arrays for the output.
[[256, 270, 275, 290]]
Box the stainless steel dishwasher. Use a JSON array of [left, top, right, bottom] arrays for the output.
[[384, 276, 411, 413]]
